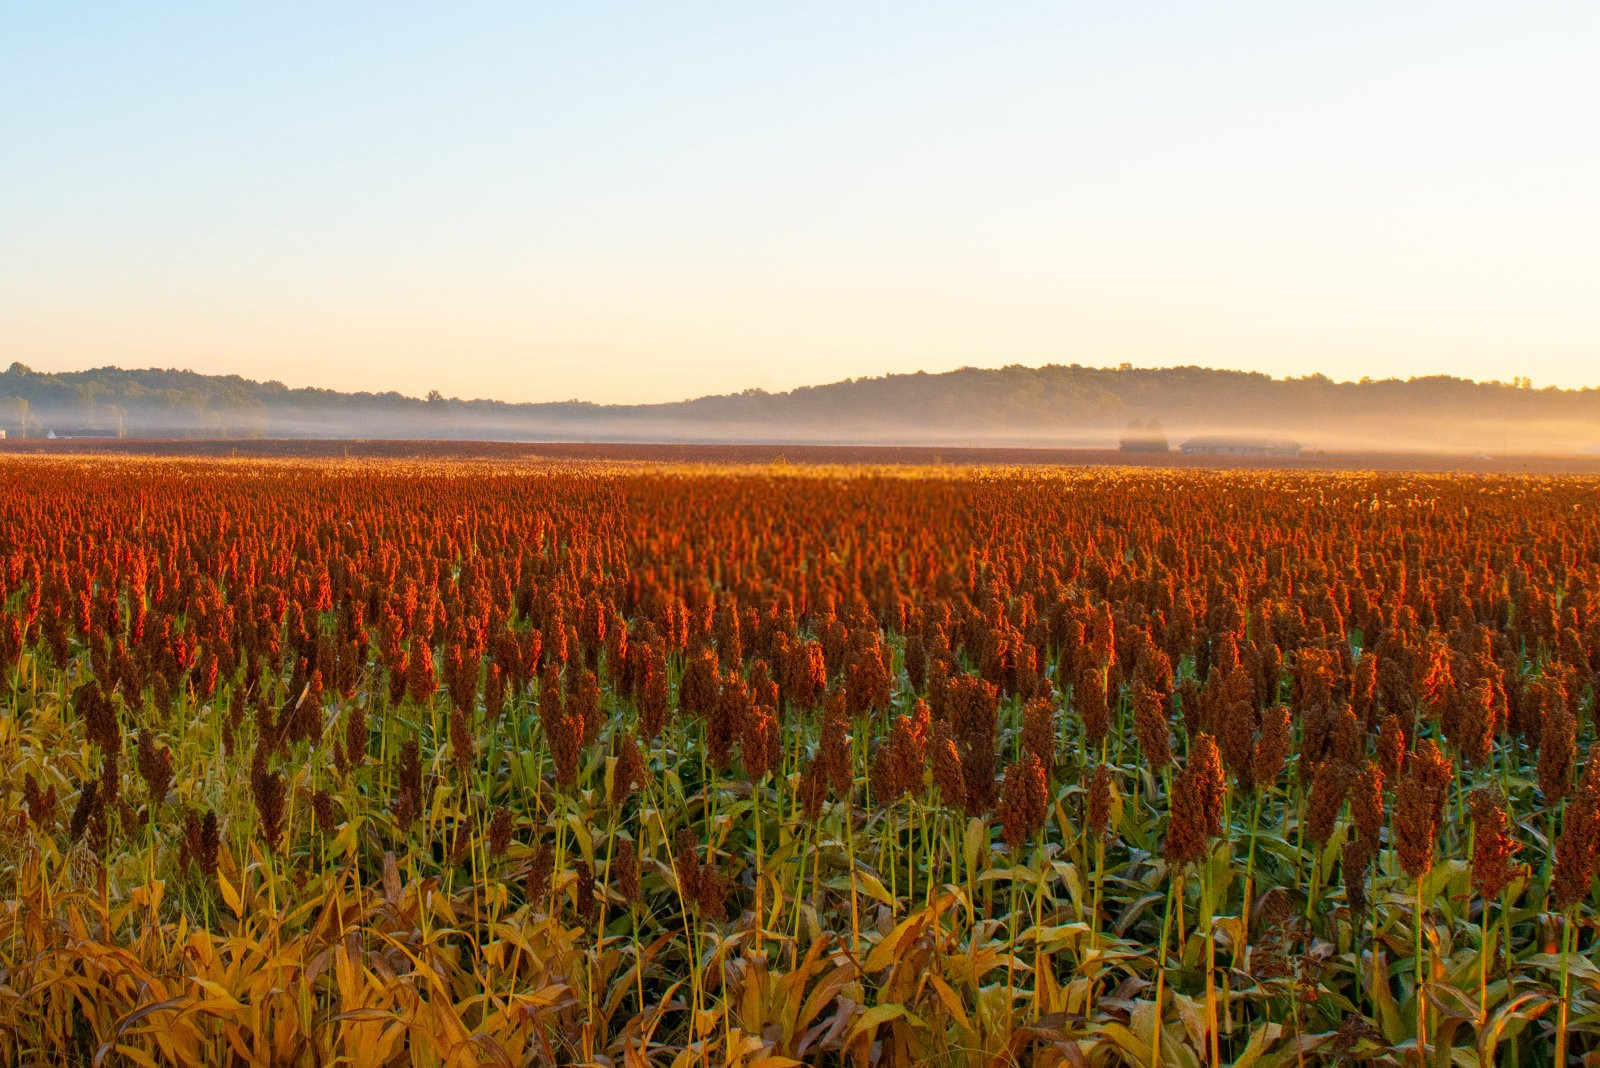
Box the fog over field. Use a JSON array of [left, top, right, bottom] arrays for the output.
[[3, 361, 1596, 456]]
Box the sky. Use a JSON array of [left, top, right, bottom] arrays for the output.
[[3, 2, 1598, 403]]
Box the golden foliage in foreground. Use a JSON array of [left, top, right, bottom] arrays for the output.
[[1, 457, 1599, 1064]]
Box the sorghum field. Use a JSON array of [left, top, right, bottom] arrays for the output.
[[2, 456, 1598, 1066]]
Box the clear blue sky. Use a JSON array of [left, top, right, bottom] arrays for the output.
[[4, 2, 1597, 402]]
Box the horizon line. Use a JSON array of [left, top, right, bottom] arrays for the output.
[[4, 359, 1586, 410]]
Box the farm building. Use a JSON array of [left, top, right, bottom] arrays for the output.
[[1179, 435, 1302, 457]]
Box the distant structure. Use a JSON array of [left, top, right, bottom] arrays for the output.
[[45, 427, 121, 440], [1180, 435, 1301, 457], [1118, 418, 1170, 453]]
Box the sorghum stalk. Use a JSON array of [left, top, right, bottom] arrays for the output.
[[1204, 851, 1219, 1065], [1151, 878, 1174, 1068], [752, 775, 765, 950], [1091, 832, 1105, 950], [845, 789, 860, 958], [1242, 789, 1263, 955], [1032, 845, 1046, 1019], [1414, 876, 1426, 1058], [1478, 891, 1488, 1030], [1556, 909, 1573, 1068]]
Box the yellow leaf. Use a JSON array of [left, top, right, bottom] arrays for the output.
[[846, 1003, 910, 1043], [216, 869, 243, 919], [372, 1019, 407, 1064], [853, 869, 895, 908], [963, 818, 987, 880], [330, 815, 362, 858], [864, 914, 920, 973], [105, 1044, 162, 1068], [846, 1003, 926, 1056], [1096, 1021, 1150, 1065], [1037, 961, 1066, 1017], [927, 975, 972, 1036], [1230, 1022, 1282, 1068], [190, 978, 242, 1011], [565, 813, 595, 866]]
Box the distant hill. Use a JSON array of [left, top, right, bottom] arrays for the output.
[[1, 361, 1596, 453]]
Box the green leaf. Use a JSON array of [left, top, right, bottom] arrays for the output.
[[1479, 992, 1552, 1064]]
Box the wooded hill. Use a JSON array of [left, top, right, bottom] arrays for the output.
[[2, 362, 1595, 453]]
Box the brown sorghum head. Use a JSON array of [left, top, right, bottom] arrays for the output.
[[1342, 836, 1372, 914], [1220, 696, 1259, 791], [1538, 699, 1577, 805], [488, 806, 513, 858], [1377, 713, 1407, 783], [695, 861, 729, 920], [798, 757, 829, 823], [871, 711, 925, 805], [1076, 663, 1110, 747], [482, 662, 505, 725], [1022, 695, 1057, 771], [572, 670, 601, 748], [393, 737, 423, 830], [998, 751, 1049, 851], [1394, 738, 1452, 880], [1164, 766, 1206, 868], [1133, 679, 1172, 773], [639, 642, 670, 740], [1252, 706, 1292, 789], [679, 646, 719, 719], [198, 809, 220, 877], [1350, 760, 1385, 849], [525, 842, 554, 907], [311, 789, 336, 836], [1087, 763, 1117, 841], [672, 827, 701, 904], [1191, 733, 1226, 840], [740, 703, 779, 783], [706, 675, 745, 771], [68, 779, 97, 844], [405, 641, 435, 705], [573, 859, 598, 926], [1457, 678, 1497, 768], [817, 691, 852, 797], [929, 719, 965, 811], [1306, 760, 1353, 845], [614, 837, 641, 906], [136, 729, 173, 808], [344, 702, 368, 769], [613, 732, 648, 808], [22, 774, 57, 830], [1468, 788, 1519, 901], [251, 750, 286, 850], [1552, 759, 1600, 909]]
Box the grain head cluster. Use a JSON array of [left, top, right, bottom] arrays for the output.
[[0, 456, 1597, 1065]]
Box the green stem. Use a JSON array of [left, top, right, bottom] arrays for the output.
[[1204, 850, 1219, 1065], [1415, 877, 1426, 1058], [1152, 878, 1175, 1068], [1478, 893, 1489, 1031], [1556, 909, 1573, 1068]]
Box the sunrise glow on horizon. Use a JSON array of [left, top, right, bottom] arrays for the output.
[[5, 2, 1598, 403]]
